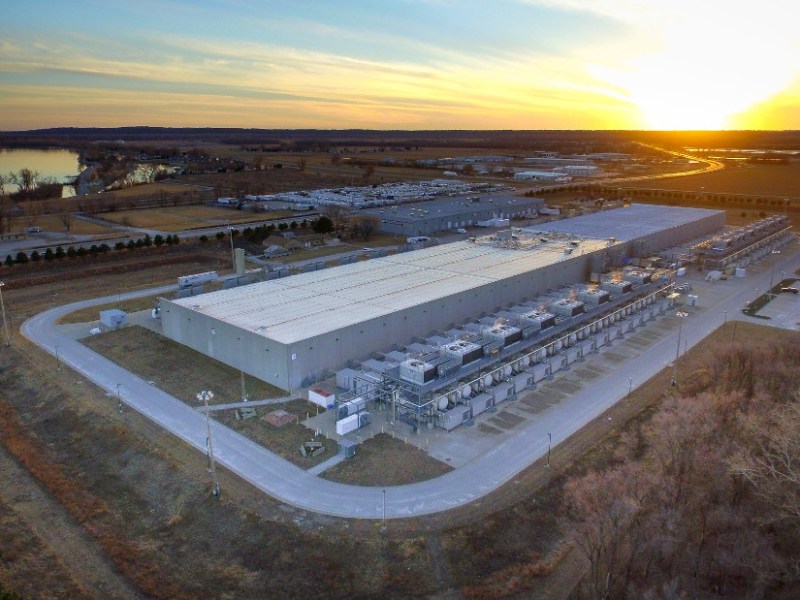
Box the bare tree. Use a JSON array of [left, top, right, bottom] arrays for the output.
[[351, 215, 379, 241], [58, 212, 74, 233], [322, 205, 349, 236], [10, 167, 39, 194]]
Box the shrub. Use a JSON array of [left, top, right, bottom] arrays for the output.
[[4, 255, 12, 267], [126, 240, 136, 251], [199, 235, 208, 243], [99, 243, 110, 253], [215, 231, 225, 241], [66, 247, 77, 258], [30, 250, 41, 262], [154, 234, 165, 246], [55, 246, 65, 258], [44, 248, 55, 261], [76, 246, 88, 257], [143, 234, 153, 247]]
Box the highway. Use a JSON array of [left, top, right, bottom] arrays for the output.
[[21, 245, 799, 519]]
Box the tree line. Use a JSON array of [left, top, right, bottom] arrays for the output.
[[565, 334, 800, 599], [2, 234, 181, 267]]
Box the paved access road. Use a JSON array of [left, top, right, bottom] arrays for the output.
[[21, 246, 799, 519]]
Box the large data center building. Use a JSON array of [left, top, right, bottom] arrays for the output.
[[160, 204, 725, 391]]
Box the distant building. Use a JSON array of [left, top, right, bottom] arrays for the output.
[[362, 194, 544, 236]]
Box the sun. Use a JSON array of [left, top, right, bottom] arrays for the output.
[[595, 5, 798, 130]]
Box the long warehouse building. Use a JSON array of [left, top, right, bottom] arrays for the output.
[[161, 204, 724, 391]]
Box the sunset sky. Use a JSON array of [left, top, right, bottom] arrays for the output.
[[1, 0, 798, 131]]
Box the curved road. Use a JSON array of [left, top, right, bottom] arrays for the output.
[[21, 245, 798, 519]]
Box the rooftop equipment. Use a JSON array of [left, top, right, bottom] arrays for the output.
[[399, 358, 437, 384], [600, 280, 632, 294], [517, 310, 556, 331], [481, 324, 523, 347], [623, 269, 652, 284], [578, 288, 610, 305], [549, 298, 585, 318], [441, 340, 484, 365]]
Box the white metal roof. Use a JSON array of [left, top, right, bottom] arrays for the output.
[[169, 237, 609, 344], [525, 203, 723, 241]]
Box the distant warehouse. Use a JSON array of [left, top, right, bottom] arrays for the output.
[[160, 204, 725, 391], [362, 194, 544, 236]]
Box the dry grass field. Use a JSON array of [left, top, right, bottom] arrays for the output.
[[107, 181, 209, 198], [58, 293, 165, 324], [322, 433, 453, 486], [96, 205, 295, 231], [216, 400, 339, 469], [619, 162, 800, 198], [82, 325, 285, 405], [9, 213, 117, 235]]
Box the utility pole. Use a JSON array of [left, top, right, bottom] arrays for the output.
[[547, 432, 552, 468], [768, 263, 775, 300], [116, 383, 122, 413], [627, 377, 633, 402], [55, 344, 61, 371], [672, 321, 682, 387], [197, 390, 220, 497], [240, 370, 248, 402], [227, 224, 236, 271], [0, 281, 10, 346], [381, 488, 387, 533]]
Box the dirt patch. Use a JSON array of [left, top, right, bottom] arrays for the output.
[[322, 433, 453, 486], [82, 326, 285, 405], [216, 400, 338, 468]]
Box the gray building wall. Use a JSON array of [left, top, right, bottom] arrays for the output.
[[160, 208, 725, 391], [161, 250, 592, 391]]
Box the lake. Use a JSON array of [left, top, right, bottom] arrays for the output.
[[0, 148, 83, 197]]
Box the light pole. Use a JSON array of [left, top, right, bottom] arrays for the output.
[[381, 488, 387, 533], [196, 390, 220, 497], [55, 344, 61, 370], [672, 320, 683, 387], [627, 377, 633, 402], [116, 383, 123, 413], [768, 263, 775, 300], [0, 281, 9, 346], [546, 432, 552, 468], [227, 224, 236, 271]]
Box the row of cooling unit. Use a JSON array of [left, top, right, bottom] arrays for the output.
[[333, 291, 673, 432], [337, 273, 653, 392], [435, 294, 673, 431], [695, 215, 788, 255]]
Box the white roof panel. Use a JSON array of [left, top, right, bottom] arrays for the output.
[[170, 236, 610, 344]]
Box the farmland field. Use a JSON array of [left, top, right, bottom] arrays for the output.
[[619, 163, 800, 198], [95, 205, 297, 231]]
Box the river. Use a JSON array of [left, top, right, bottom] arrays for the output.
[[0, 148, 83, 197]]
